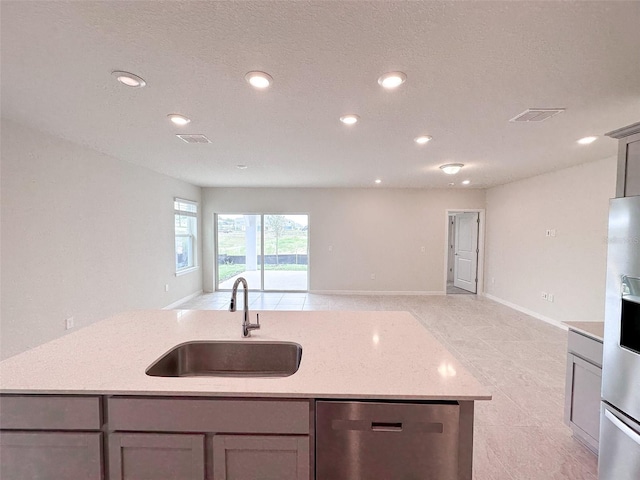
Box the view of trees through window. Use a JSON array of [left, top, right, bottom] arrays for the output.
[[216, 214, 308, 291]]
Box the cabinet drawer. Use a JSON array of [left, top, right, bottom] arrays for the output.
[[0, 395, 101, 430], [108, 397, 310, 434], [568, 330, 603, 367]]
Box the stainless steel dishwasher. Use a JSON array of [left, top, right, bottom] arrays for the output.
[[316, 400, 460, 480]]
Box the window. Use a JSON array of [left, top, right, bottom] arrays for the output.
[[174, 198, 198, 274]]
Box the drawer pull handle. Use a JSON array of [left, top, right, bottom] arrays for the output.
[[371, 422, 402, 432]]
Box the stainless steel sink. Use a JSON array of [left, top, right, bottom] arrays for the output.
[[145, 341, 302, 377]]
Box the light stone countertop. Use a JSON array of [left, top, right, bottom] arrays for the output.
[[564, 321, 605, 342], [0, 310, 491, 401]]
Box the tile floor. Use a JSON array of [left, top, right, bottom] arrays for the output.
[[177, 291, 598, 480]]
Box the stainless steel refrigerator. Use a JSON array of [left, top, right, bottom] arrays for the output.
[[599, 195, 640, 479]]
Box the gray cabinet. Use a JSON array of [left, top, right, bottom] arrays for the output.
[[0, 395, 103, 479], [109, 433, 205, 480], [606, 122, 640, 198], [213, 435, 309, 480], [106, 396, 313, 480], [564, 330, 603, 453]]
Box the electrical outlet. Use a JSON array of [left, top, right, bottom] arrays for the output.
[[550, 229, 556, 237], [548, 293, 554, 302], [541, 292, 548, 300], [491, 277, 495, 285], [328, 245, 333, 252], [165, 284, 169, 292], [65, 317, 74, 330], [371, 273, 376, 280]]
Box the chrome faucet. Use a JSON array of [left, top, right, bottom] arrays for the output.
[[229, 277, 260, 337]]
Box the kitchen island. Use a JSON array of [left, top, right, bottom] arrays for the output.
[[0, 309, 491, 479]]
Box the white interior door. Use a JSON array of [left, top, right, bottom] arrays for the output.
[[454, 212, 479, 293]]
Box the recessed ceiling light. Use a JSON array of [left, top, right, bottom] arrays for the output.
[[414, 135, 432, 145], [245, 71, 273, 89], [236, 165, 248, 170], [167, 114, 191, 126], [577, 136, 598, 145], [375, 179, 382, 184], [440, 163, 464, 175], [340, 114, 360, 125], [462, 180, 471, 185], [112, 71, 146, 88], [378, 71, 407, 89]]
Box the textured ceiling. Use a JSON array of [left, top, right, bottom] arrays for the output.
[[2, 1, 639, 188]]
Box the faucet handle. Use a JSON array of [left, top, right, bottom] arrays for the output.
[[243, 313, 261, 337], [248, 313, 261, 331]]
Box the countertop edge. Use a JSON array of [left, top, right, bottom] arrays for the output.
[[0, 389, 492, 401], [564, 322, 605, 342]]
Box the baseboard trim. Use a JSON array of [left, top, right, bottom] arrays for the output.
[[309, 290, 445, 296], [163, 290, 203, 310], [482, 293, 568, 330]]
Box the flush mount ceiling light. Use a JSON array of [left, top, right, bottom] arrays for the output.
[[339, 114, 360, 125], [112, 71, 146, 88], [577, 136, 598, 145], [245, 71, 273, 89], [167, 114, 191, 126], [462, 180, 471, 185], [378, 71, 406, 89], [375, 179, 382, 184], [414, 135, 432, 145], [440, 163, 464, 175], [236, 164, 248, 170]]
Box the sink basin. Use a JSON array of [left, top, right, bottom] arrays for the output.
[[145, 341, 302, 377]]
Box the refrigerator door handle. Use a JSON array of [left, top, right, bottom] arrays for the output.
[[605, 408, 640, 446]]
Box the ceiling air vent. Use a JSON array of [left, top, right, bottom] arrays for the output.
[[176, 134, 211, 144], [509, 108, 565, 123]]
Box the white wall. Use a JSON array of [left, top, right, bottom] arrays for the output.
[[484, 157, 617, 323], [0, 120, 202, 359], [203, 187, 486, 293]]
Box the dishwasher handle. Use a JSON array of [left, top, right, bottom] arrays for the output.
[[331, 419, 444, 433], [371, 422, 403, 432]]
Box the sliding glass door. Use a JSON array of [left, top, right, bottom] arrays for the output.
[[216, 214, 308, 291], [216, 214, 261, 290]]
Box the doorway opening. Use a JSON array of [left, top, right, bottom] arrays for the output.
[[215, 214, 309, 292], [444, 210, 484, 295]]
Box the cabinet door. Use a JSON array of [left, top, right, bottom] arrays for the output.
[[565, 353, 602, 452], [0, 431, 102, 480], [212, 435, 309, 480], [109, 433, 205, 480]]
